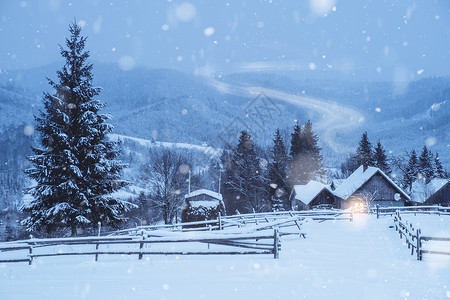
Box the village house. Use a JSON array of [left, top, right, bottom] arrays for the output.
[[333, 165, 410, 209], [290, 181, 337, 210], [411, 178, 450, 205], [181, 189, 226, 224]]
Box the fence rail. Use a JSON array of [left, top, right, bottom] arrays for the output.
[[0, 228, 284, 265], [392, 211, 450, 260], [111, 210, 352, 236], [375, 205, 450, 218]]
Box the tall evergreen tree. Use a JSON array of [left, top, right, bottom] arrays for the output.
[[300, 120, 325, 181], [267, 129, 289, 211], [288, 121, 324, 185], [434, 152, 446, 179], [355, 131, 375, 167], [402, 150, 418, 193], [23, 23, 131, 236], [289, 122, 303, 158], [418, 146, 434, 182], [224, 131, 268, 213], [374, 140, 391, 175]]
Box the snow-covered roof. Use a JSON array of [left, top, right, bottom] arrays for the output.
[[185, 189, 223, 201], [189, 200, 221, 208], [411, 178, 449, 203], [334, 166, 410, 201], [292, 181, 331, 205]]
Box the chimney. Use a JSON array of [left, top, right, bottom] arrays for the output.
[[362, 164, 368, 173]]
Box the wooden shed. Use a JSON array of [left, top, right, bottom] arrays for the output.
[[290, 181, 337, 211], [333, 165, 410, 209], [181, 189, 226, 224]]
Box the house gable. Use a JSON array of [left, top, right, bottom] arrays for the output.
[[426, 181, 450, 205]]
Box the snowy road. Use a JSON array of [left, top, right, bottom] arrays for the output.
[[196, 65, 365, 153], [1, 215, 449, 299]]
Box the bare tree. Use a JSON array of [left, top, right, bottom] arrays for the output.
[[358, 191, 378, 213], [141, 148, 190, 224]]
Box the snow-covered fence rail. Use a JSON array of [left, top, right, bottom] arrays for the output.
[[110, 210, 350, 236], [392, 212, 450, 261], [375, 205, 450, 218], [0, 228, 284, 264]]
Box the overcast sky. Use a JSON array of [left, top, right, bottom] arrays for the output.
[[1, 0, 449, 81]]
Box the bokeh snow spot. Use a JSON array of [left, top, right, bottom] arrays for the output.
[[175, 2, 196, 22], [77, 20, 87, 28], [309, 0, 337, 16], [204, 27, 215, 37], [308, 62, 316, 70], [161, 24, 169, 31], [118, 56, 135, 71], [23, 125, 34, 136], [425, 137, 436, 147], [162, 283, 170, 290]]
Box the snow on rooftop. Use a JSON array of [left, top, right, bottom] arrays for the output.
[[189, 200, 220, 208], [411, 178, 449, 203], [333, 166, 410, 200], [185, 189, 223, 201], [293, 181, 329, 205]]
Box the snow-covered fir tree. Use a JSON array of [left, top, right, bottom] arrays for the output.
[[23, 23, 131, 236], [224, 131, 268, 213], [434, 152, 446, 179], [355, 131, 375, 167], [288, 121, 324, 185], [374, 140, 391, 175], [289, 122, 303, 158], [402, 150, 419, 193], [267, 129, 289, 211], [418, 146, 434, 183]]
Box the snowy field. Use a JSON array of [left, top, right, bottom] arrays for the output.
[[1, 214, 450, 300]]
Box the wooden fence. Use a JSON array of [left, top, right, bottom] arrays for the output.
[[375, 205, 450, 218], [392, 211, 450, 261], [112, 210, 352, 236], [0, 228, 283, 265]]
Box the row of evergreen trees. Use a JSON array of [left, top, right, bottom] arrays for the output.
[[341, 131, 446, 195], [221, 120, 324, 214], [401, 146, 446, 192], [340, 131, 392, 176]]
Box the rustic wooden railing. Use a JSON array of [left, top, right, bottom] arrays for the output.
[[0, 228, 284, 265], [375, 205, 450, 218], [112, 210, 352, 236], [393, 211, 450, 261]]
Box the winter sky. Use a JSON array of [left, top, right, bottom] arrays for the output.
[[0, 0, 449, 81]]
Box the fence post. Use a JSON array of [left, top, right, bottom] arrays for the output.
[[350, 212, 353, 222], [376, 204, 379, 219], [416, 229, 421, 261], [28, 246, 33, 265], [274, 228, 280, 259], [218, 213, 222, 230], [95, 243, 99, 262], [139, 231, 145, 260], [98, 222, 102, 237]]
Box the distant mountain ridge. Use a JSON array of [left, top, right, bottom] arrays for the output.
[[0, 64, 449, 167]]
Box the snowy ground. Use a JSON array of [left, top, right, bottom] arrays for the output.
[[1, 214, 449, 300]]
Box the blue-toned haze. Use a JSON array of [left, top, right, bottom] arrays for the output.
[[1, 0, 449, 81]]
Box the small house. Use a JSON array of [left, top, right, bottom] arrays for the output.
[[290, 181, 337, 210], [181, 189, 226, 224], [426, 180, 450, 205], [333, 165, 410, 209]]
